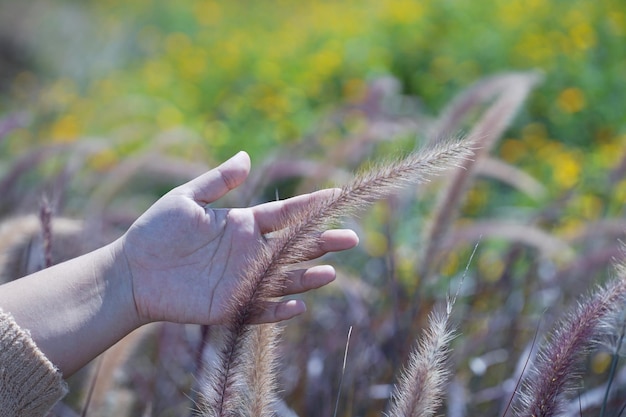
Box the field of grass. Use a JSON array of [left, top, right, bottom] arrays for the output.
[[1, 1, 626, 416]]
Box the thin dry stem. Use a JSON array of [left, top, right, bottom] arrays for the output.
[[39, 197, 53, 269]]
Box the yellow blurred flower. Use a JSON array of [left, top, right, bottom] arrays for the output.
[[578, 193, 603, 220], [557, 217, 583, 239], [464, 183, 489, 215], [364, 230, 389, 258], [439, 251, 459, 277], [596, 140, 623, 169], [515, 32, 555, 66], [165, 32, 192, 56], [569, 22, 596, 50], [608, 10, 626, 36], [500, 138, 527, 164], [51, 115, 80, 143], [551, 151, 581, 189], [143, 60, 173, 91], [194, 0, 222, 26], [88, 149, 118, 172], [523, 123, 549, 149], [179, 48, 208, 82], [478, 250, 505, 283], [383, 0, 424, 24], [156, 106, 184, 129], [591, 351, 612, 374], [310, 47, 343, 78], [343, 78, 366, 103], [203, 120, 230, 147], [557, 87, 586, 113], [614, 179, 626, 205], [42, 78, 78, 110]]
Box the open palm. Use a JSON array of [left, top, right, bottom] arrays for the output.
[[121, 151, 358, 325]]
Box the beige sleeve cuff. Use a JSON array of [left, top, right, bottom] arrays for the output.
[[0, 309, 68, 416]]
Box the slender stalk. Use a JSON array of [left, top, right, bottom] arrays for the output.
[[333, 326, 353, 417]]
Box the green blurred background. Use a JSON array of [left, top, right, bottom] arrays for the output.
[[2, 0, 626, 272], [1, 0, 624, 162]]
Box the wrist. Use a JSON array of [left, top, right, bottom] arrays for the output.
[[0, 239, 145, 376], [105, 237, 145, 330]]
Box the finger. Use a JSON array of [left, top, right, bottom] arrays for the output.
[[280, 265, 336, 296], [179, 151, 251, 204], [319, 229, 359, 252], [249, 299, 307, 324], [252, 188, 341, 234], [263, 229, 358, 262]]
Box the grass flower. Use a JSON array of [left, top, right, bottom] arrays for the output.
[[515, 262, 626, 417], [387, 306, 455, 417]]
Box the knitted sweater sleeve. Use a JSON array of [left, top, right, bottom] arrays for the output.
[[0, 309, 68, 417]]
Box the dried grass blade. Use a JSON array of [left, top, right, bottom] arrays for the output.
[[419, 72, 541, 280], [477, 157, 546, 200], [444, 220, 574, 261], [428, 71, 543, 145]]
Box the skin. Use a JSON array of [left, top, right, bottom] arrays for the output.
[[0, 151, 358, 377]]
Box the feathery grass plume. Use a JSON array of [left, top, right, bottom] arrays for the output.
[[514, 262, 626, 417], [386, 242, 475, 417], [198, 138, 474, 417], [196, 324, 251, 417], [386, 305, 455, 417], [244, 323, 283, 417], [418, 72, 542, 280]]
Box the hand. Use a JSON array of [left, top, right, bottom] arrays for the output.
[[121, 151, 358, 326]]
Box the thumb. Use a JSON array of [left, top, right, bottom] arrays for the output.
[[180, 151, 251, 204]]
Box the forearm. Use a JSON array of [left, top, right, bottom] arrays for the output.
[[0, 238, 139, 377]]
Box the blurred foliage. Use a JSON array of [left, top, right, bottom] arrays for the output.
[[1, 0, 625, 163]]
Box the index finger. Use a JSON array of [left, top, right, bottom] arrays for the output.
[[252, 188, 341, 234]]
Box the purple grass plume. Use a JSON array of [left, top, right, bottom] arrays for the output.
[[514, 261, 626, 417]]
